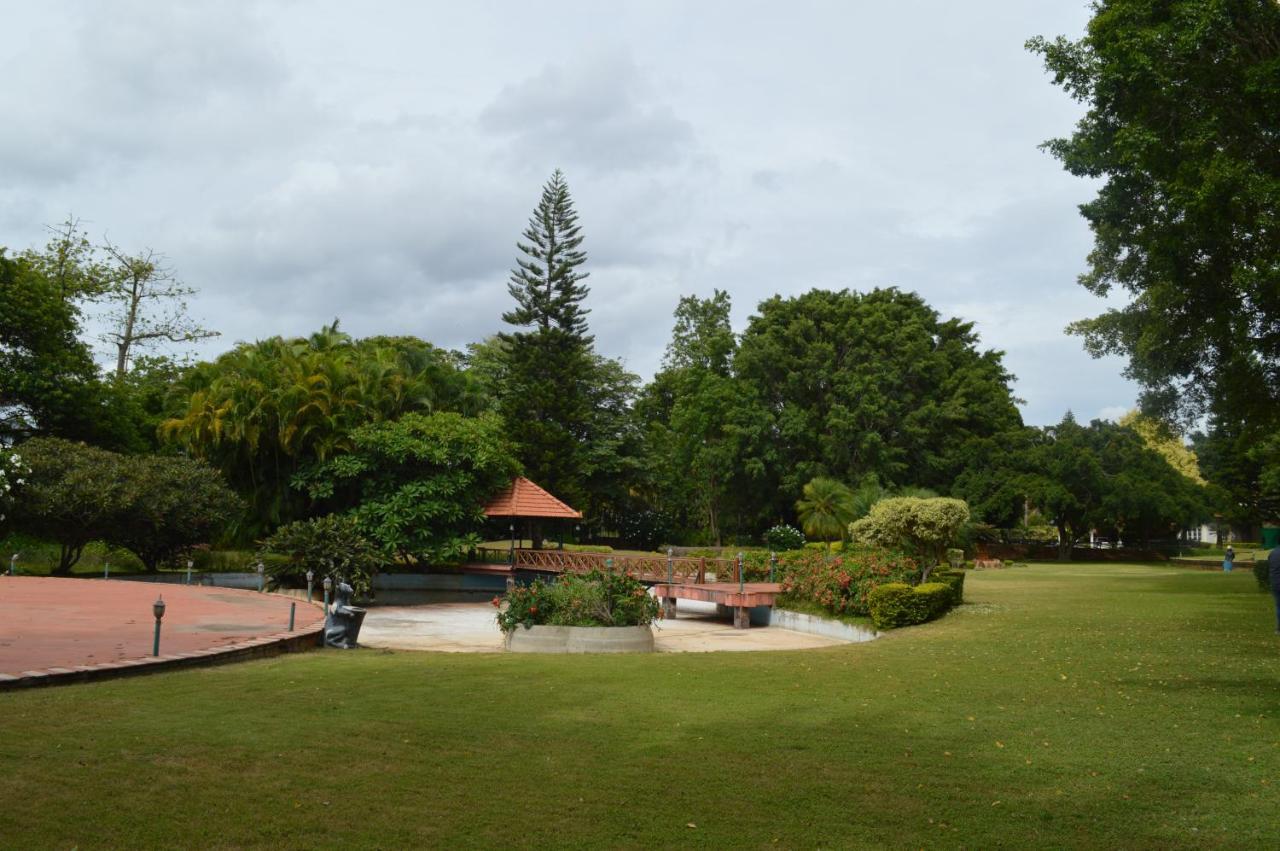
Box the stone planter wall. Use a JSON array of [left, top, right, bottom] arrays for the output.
[[505, 624, 655, 654]]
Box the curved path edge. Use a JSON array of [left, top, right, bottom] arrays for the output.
[[0, 600, 326, 692]]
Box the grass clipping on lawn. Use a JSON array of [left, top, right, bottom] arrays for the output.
[[1, 563, 1277, 848]]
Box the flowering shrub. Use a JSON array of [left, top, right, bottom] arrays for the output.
[[778, 546, 920, 617], [0, 448, 27, 527], [495, 569, 660, 634], [763, 524, 806, 551]]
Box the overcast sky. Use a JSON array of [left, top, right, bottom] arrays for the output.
[[1, 0, 1139, 426]]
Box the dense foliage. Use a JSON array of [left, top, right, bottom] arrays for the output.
[[10, 437, 237, 572], [495, 570, 659, 634], [257, 514, 383, 597], [162, 324, 482, 539], [778, 547, 921, 617], [850, 497, 970, 579], [1030, 1, 1280, 525], [298, 412, 520, 565], [763, 524, 805, 551], [867, 581, 956, 630]]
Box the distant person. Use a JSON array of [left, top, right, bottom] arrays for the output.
[[1270, 546, 1280, 634], [1224, 545, 1235, 572]]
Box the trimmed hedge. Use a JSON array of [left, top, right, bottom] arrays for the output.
[[868, 581, 955, 630], [931, 568, 966, 606], [1255, 556, 1271, 592]]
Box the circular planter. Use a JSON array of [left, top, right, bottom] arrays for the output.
[[505, 624, 655, 654]]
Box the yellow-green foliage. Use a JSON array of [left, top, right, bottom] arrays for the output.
[[849, 496, 970, 572], [868, 581, 955, 629], [1118, 410, 1204, 484]]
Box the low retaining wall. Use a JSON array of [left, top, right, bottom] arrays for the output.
[[769, 609, 879, 643], [505, 624, 655, 654]]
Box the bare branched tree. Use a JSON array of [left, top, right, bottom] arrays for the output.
[[101, 240, 219, 377]]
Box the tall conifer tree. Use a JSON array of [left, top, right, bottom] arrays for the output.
[[499, 170, 595, 517]]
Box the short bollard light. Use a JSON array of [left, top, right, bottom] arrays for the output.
[[305, 568, 314, 604], [770, 552, 778, 583], [152, 595, 166, 656], [103, 560, 110, 580], [289, 601, 296, 632], [186, 559, 194, 585], [738, 552, 745, 593], [9, 553, 17, 575], [320, 576, 334, 647], [256, 561, 265, 592]]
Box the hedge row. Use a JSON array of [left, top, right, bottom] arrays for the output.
[[868, 568, 966, 630]]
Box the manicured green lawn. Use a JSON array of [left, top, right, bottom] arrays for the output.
[[2, 563, 1277, 848]]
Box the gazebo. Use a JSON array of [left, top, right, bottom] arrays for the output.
[[483, 477, 583, 560]]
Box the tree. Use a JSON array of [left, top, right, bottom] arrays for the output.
[[636, 291, 770, 544], [100, 241, 218, 377], [850, 496, 970, 579], [111, 454, 241, 571], [0, 251, 116, 446], [8, 438, 135, 573], [18, 216, 109, 301], [297, 412, 521, 565], [1117, 410, 1204, 484], [503, 168, 591, 338], [497, 170, 599, 515], [162, 324, 479, 539], [796, 477, 857, 545], [734, 288, 1022, 517], [1028, 2, 1280, 434], [258, 514, 383, 597]]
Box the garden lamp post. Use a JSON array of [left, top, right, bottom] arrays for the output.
[[152, 595, 166, 656], [256, 561, 265, 592], [738, 552, 745, 593], [323, 576, 333, 613], [8, 553, 16, 575], [509, 523, 516, 566], [186, 559, 194, 585], [667, 547, 674, 584], [306, 568, 314, 604], [104, 560, 110, 580]]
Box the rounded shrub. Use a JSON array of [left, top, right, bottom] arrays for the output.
[[764, 524, 806, 552]]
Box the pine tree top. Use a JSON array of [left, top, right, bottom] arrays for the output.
[[504, 169, 592, 341]]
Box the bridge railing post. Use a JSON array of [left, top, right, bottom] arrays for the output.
[[667, 547, 674, 584], [698, 557, 706, 583]]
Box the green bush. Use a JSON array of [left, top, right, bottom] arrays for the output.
[[763, 524, 806, 551], [257, 514, 385, 596], [779, 546, 921, 616], [868, 581, 955, 630], [1255, 555, 1271, 592], [495, 569, 659, 634], [850, 497, 970, 579], [931, 569, 966, 606]]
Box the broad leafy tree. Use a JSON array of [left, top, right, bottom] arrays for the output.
[[735, 288, 1023, 516], [297, 412, 520, 565], [1029, 1, 1280, 496], [162, 323, 479, 538]]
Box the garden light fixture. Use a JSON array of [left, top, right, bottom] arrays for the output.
[[256, 561, 265, 592], [152, 595, 166, 656], [306, 568, 314, 604]]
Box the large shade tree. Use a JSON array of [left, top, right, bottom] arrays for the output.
[[1030, 0, 1280, 523]]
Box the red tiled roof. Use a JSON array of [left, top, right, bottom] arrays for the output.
[[483, 477, 583, 519]]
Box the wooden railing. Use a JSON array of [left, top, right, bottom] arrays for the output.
[[512, 549, 740, 584]]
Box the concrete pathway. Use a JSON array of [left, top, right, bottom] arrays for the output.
[[359, 599, 848, 653]]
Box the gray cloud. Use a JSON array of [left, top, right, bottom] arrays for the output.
[[2, 0, 1137, 427]]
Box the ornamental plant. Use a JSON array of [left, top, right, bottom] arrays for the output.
[[763, 524, 805, 551], [0, 447, 28, 528], [849, 497, 970, 580], [495, 569, 659, 634], [778, 546, 920, 617], [257, 514, 383, 597]]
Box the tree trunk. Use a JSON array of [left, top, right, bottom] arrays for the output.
[[1057, 525, 1071, 561]]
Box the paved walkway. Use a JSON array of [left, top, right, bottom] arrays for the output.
[[359, 600, 848, 653], [0, 576, 320, 677]]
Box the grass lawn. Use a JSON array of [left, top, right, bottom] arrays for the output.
[[2, 563, 1277, 848]]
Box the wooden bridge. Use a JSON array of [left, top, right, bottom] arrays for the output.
[[498, 549, 782, 629]]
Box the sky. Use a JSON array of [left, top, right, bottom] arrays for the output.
[[0, 0, 1140, 426]]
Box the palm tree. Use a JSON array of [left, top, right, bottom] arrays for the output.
[[795, 477, 857, 545]]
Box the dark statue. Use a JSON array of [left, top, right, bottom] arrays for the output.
[[324, 579, 367, 649]]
